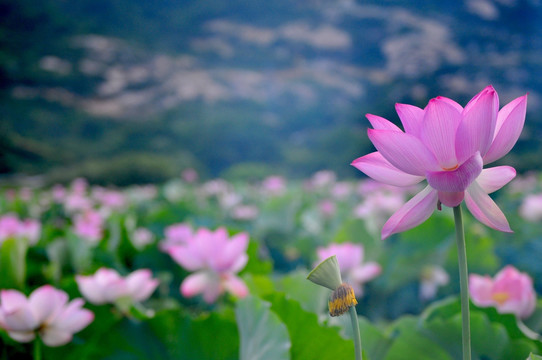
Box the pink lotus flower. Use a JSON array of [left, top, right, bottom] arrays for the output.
[[51, 184, 67, 203], [0, 214, 41, 245], [231, 204, 259, 220], [331, 182, 352, 199], [132, 227, 155, 249], [92, 187, 126, 211], [519, 193, 542, 222], [420, 265, 449, 301], [319, 199, 336, 218], [159, 223, 193, 251], [76, 268, 159, 306], [352, 86, 527, 239], [261, 175, 286, 196], [0, 214, 22, 242], [316, 243, 381, 296], [469, 265, 536, 319], [181, 168, 199, 183], [310, 170, 337, 189], [73, 210, 104, 244], [0, 285, 94, 346], [64, 192, 93, 213], [166, 227, 249, 303]]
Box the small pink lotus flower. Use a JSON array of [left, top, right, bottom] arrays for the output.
[[0, 214, 41, 245], [519, 193, 542, 222], [231, 204, 259, 220], [72, 210, 104, 244], [352, 86, 527, 239], [319, 199, 336, 218], [76, 268, 159, 306], [51, 184, 67, 203], [166, 227, 249, 303], [71, 178, 89, 194], [159, 223, 194, 251], [0, 214, 22, 242], [261, 176, 286, 196], [316, 243, 381, 296], [469, 265, 536, 319], [181, 168, 199, 183], [0, 285, 94, 347], [331, 182, 352, 199], [92, 187, 126, 211], [310, 170, 337, 189], [132, 228, 155, 249], [419, 265, 449, 301], [64, 192, 93, 213]]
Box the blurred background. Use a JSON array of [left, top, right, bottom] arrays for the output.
[[1, 0, 541, 186]]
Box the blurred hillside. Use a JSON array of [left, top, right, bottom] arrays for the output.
[[1, 0, 542, 185]]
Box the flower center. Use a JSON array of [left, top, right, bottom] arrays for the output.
[[442, 164, 459, 171], [328, 283, 357, 317], [492, 292, 510, 305]]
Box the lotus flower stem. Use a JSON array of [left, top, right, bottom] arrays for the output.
[[348, 306, 363, 360], [34, 338, 42, 360], [454, 205, 471, 360]]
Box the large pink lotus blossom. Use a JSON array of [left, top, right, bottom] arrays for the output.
[[76, 268, 159, 306], [0, 285, 94, 346], [469, 265, 536, 319], [316, 243, 381, 296], [166, 227, 249, 303], [352, 86, 527, 239], [0, 214, 41, 245]]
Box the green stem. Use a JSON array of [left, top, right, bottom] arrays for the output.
[[349, 306, 363, 360], [34, 337, 42, 360], [453, 205, 471, 360]]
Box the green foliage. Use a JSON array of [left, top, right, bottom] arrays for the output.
[[276, 270, 329, 314], [384, 317, 454, 360], [265, 292, 355, 360], [379, 213, 454, 291], [381, 297, 542, 360], [2, 174, 542, 359], [0, 237, 28, 290], [147, 308, 240, 360], [236, 296, 291, 360], [44, 153, 188, 186], [358, 317, 392, 360], [221, 162, 279, 183], [241, 239, 273, 275]]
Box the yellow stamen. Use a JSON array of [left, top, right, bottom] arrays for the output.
[[492, 292, 510, 305], [442, 164, 459, 171], [328, 283, 358, 317]]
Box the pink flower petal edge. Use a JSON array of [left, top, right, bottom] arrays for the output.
[[382, 185, 438, 240]]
